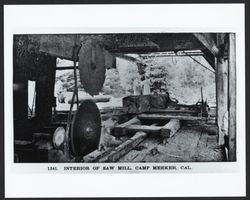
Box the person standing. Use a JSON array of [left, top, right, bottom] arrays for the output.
[[133, 77, 141, 95], [142, 76, 151, 95]]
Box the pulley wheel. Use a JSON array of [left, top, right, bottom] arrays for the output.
[[70, 100, 101, 156], [78, 40, 106, 96]]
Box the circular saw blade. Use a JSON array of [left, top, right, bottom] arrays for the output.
[[78, 40, 106, 96], [70, 100, 101, 156]]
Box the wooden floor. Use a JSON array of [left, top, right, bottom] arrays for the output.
[[117, 125, 225, 162]]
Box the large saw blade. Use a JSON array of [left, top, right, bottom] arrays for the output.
[[70, 100, 101, 156], [78, 40, 106, 96]]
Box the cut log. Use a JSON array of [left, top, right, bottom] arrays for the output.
[[99, 131, 147, 162], [122, 94, 175, 114], [123, 95, 151, 114], [112, 117, 141, 137], [161, 119, 181, 139], [138, 114, 209, 121], [150, 94, 172, 109]]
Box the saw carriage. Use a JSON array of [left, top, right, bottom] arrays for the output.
[[13, 33, 236, 162]]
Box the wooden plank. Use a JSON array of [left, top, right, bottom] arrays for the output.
[[124, 124, 162, 134], [99, 131, 147, 162], [68, 96, 111, 104], [142, 128, 202, 162], [148, 108, 197, 114], [82, 148, 113, 163], [112, 117, 141, 137], [127, 137, 162, 163], [228, 33, 236, 161], [138, 114, 209, 121], [161, 119, 181, 141]]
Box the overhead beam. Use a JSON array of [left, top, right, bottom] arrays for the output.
[[115, 53, 141, 63], [18, 33, 215, 61], [202, 49, 216, 69], [149, 33, 206, 52], [193, 33, 220, 57]]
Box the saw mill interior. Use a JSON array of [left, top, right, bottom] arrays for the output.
[[13, 33, 236, 163]]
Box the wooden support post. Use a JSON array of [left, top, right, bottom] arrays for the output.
[[215, 33, 229, 146], [35, 56, 57, 125], [216, 57, 228, 145], [112, 117, 141, 137], [161, 119, 181, 139], [228, 33, 236, 161]]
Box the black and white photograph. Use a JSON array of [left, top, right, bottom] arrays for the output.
[[3, 3, 246, 198], [13, 33, 236, 163]]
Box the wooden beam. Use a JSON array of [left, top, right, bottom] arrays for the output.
[[138, 114, 209, 121], [124, 124, 162, 134], [161, 119, 181, 140], [115, 53, 141, 63], [193, 33, 220, 57], [99, 131, 147, 162], [148, 108, 198, 116], [228, 33, 236, 161], [82, 148, 113, 163], [112, 117, 141, 137], [56, 66, 78, 70], [202, 49, 216, 69], [68, 96, 111, 104], [149, 33, 206, 52]]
